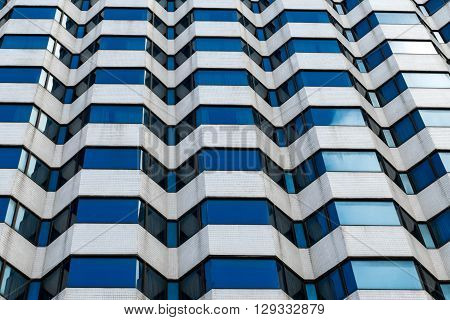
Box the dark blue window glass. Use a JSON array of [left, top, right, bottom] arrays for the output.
[[0, 67, 42, 83], [317, 269, 345, 299], [305, 209, 329, 245], [0, 104, 33, 122], [201, 199, 270, 225], [429, 209, 450, 247], [430, 153, 447, 178], [409, 160, 435, 192], [0, 197, 10, 222], [440, 23, 450, 42], [195, 106, 254, 125], [67, 257, 138, 288], [425, 0, 449, 15], [95, 69, 145, 84], [102, 8, 148, 20], [0, 35, 50, 49], [282, 11, 330, 23], [82, 148, 141, 170], [88, 105, 143, 124], [193, 38, 242, 51], [194, 70, 249, 86], [377, 78, 399, 105], [288, 39, 341, 54], [392, 116, 416, 145], [294, 223, 308, 248], [98, 36, 146, 50], [364, 43, 393, 71], [76, 198, 140, 223], [193, 9, 238, 21], [198, 149, 261, 171], [300, 71, 352, 87], [10, 7, 57, 19], [0, 147, 22, 168], [205, 259, 280, 290], [309, 108, 364, 126]]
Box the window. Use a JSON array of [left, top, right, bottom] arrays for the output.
[[418, 109, 450, 126], [402, 73, 450, 88], [67, 257, 138, 288], [82, 148, 141, 170], [193, 70, 249, 86], [327, 201, 400, 226], [343, 260, 422, 290], [98, 36, 146, 50], [308, 108, 365, 126], [197, 149, 261, 171], [389, 41, 437, 55], [102, 8, 149, 20], [201, 199, 270, 225], [88, 105, 144, 124], [317, 269, 345, 299], [281, 11, 330, 23], [193, 9, 238, 22], [429, 209, 450, 247], [0, 67, 43, 83], [75, 198, 140, 223], [193, 38, 242, 51], [10, 7, 57, 19], [288, 39, 341, 54], [0, 104, 34, 122], [195, 106, 254, 125], [0, 35, 50, 49], [0, 263, 28, 299], [374, 12, 419, 25], [204, 259, 280, 291], [316, 151, 381, 173], [0, 147, 22, 168], [95, 68, 146, 84], [409, 159, 436, 192], [299, 71, 353, 87], [392, 116, 416, 145]]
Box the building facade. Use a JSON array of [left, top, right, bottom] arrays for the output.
[[0, 0, 449, 300]]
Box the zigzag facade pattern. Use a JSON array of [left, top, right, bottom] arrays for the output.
[[0, 0, 449, 300]]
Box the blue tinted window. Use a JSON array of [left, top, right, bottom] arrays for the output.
[[348, 260, 422, 290], [198, 149, 261, 171], [440, 23, 450, 42], [439, 153, 450, 172], [201, 199, 270, 225], [0, 67, 42, 83], [0, 104, 33, 122], [67, 257, 138, 288], [375, 12, 419, 25], [309, 108, 364, 126], [409, 160, 435, 192], [419, 109, 450, 126], [95, 69, 145, 84], [10, 7, 57, 19], [328, 201, 400, 226], [194, 70, 248, 86], [442, 283, 450, 300], [392, 116, 416, 145], [103, 8, 148, 20], [193, 9, 238, 21], [76, 198, 140, 223], [0, 148, 22, 168], [89, 105, 143, 123], [0, 35, 50, 49], [194, 38, 242, 51], [318, 151, 381, 173], [0, 197, 10, 222], [299, 71, 352, 87], [282, 11, 330, 23], [317, 269, 345, 299], [305, 209, 329, 244], [195, 106, 254, 125], [424, 0, 448, 15], [98, 36, 146, 50], [429, 209, 450, 247], [82, 148, 141, 170], [205, 259, 280, 290], [288, 39, 341, 54]]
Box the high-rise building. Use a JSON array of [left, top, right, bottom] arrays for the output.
[[0, 0, 449, 300]]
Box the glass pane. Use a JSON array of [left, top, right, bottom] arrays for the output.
[[76, 198, 140, 223], [319, 151, 381, 172], [201, 199, 270, 225], [330, 201, 400, 226]]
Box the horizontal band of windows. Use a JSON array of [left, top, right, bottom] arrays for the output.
[[0, 6, 423, 44], [3, 32, 439, 77], [3, 255, 448, 300], [2, 66, 449, 108], [1, 102, 448, 153], [326, 0, 365, 15], [1, 192, 447, 250], [1, 144, 449, 199]]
